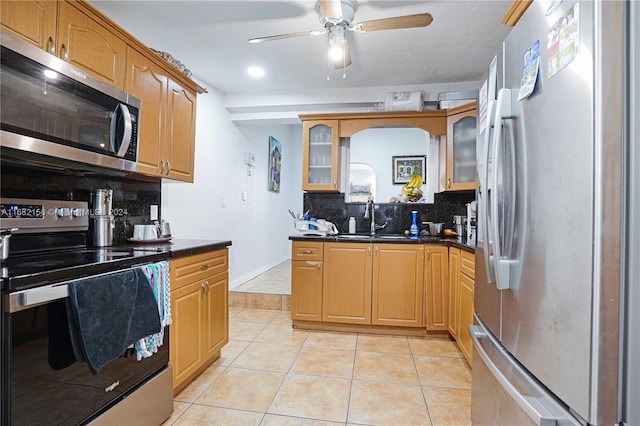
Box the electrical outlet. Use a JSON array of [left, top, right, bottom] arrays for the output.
[[241, 191, 247, 201], [150, 204, 158, 220]]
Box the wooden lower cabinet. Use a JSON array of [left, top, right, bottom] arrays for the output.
[[424, 245, 449, 331], [291, 241, 323, 322], [448, 247, 475, 364], [170, 249, 229, 394], [372, 243, 424, 327], [447, 248, 461, 338], [322, 242, 372, 324]]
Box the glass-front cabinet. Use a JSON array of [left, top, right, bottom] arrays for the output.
[[302, 120, 340, 192], [446, 104, 477, 191]]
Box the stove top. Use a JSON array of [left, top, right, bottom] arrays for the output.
[[1, 247, 168, 292]]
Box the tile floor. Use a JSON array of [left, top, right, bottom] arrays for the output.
[[233, 261, 292, 295], [163, 307, 472, 425]]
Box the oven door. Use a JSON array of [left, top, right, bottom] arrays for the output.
[[1, 289, 168, 425]]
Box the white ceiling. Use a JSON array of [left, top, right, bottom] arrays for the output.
[[89, 0, 513, 96]]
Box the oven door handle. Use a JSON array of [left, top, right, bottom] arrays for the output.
[[5, 283, 70, 313]]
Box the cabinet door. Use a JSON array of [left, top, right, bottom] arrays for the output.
[[125, 47, 168, 177], [302, 120, 340, 192], [446, 106, 477, 191], [322, 242, 372, 324], [165, 79, 196, 182], [372, 243, 424, 327], [57, 1, 127, 89], [291, 260, 323, 321], [170, 281, 204, 391], [424, 245, 449, 331], [457, 272, 475, 363], [203, 272, 229, 360], [0, 0, 57, 52], [448, 247, 461, 338]]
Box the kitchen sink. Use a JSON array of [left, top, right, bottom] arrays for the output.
[[374, 235, 410, 240], [336, 234, 371, 240]]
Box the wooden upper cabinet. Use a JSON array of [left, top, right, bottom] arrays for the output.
[[445, 103, 477, 191], [165, 79, 196, 182], [0, 1, 57, 52], [57, 1, 127, 89], [125, 47, 168, 177], [302, 120, 341, 192]]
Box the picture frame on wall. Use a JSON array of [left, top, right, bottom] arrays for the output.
[[268, 136, 282, 193], [392, 155, 426, 184]]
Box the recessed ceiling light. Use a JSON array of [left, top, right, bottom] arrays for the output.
[[247, 66, 265, 78]]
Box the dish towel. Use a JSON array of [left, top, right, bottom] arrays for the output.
[[135, 261, 172, 360], [65, 268, 161, 374]]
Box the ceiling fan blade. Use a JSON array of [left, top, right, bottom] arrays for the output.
[[318, 0, 343, 21], [333, 38, 352, 69], [352, 13, 433, 32], [249, 29, 326, 43]]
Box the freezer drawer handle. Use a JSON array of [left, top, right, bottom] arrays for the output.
[[469, 325, 558, 426]]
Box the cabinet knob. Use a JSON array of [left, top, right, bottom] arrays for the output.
[[160, 159, 166, 174], [60, 43, 68, 61], [447, 178, 451, 189], [166, 160, 171, 175], [333, 180, 337, 189], [200, 264, 210, 270], [301, 250, 312, 254], [427, 249, 431, 260]]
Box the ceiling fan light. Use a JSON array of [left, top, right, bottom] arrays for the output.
[[329, 44, 344, 62]]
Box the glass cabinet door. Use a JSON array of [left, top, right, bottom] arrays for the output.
[[303, 120, 340, 191], [446, 107, 477, 191]]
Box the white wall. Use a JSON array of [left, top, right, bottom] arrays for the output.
[[161, 85, 303, 288]]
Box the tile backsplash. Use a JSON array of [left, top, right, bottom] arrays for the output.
[[303, 191, 475, 235], [0, 162, 161, 243]]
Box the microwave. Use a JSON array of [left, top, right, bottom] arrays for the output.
[[0, 30, 140, 173]]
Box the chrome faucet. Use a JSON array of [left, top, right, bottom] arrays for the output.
[[364, 196, 376, 235]]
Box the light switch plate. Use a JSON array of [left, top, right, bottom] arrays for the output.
[[150, 204, 158, 220]]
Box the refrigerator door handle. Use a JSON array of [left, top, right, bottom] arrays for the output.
[[491, 88, 514, 290], [481, 99, 497, 284], [470, 324, 558, 426]]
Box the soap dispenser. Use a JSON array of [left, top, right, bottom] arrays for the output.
[[409, 211, 419, 239]]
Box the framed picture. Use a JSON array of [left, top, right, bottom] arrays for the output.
[[392, 155, 426, 184], [268, 136, 282, 193]]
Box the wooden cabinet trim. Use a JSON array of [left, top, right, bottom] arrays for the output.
[[172, 249, 228, 290], [292, 241, 324, 261], [460, 250, 476, 280], [501, 0, 533, 26]]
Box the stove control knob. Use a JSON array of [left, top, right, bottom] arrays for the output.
[[56, 207, 71, 218], [72, 208, 86, 217]]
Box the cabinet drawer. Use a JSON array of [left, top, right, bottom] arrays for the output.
[[171, 249, 228, 290], [292, 241, 323, 261], [460, 249, 475, 279]]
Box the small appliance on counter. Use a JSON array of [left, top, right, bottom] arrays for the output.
[[89, 188, 114, 247], [466, 201, 476, 245]]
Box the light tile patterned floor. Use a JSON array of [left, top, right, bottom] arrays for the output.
[[234, 261, 292, 295], [163, 308, 472, 426]]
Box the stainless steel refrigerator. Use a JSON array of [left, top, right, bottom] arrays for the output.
[[471, 1, 638, 425]]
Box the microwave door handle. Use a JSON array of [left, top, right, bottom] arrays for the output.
[[110, 103, 132, 158], [481, 99, 497, 284]]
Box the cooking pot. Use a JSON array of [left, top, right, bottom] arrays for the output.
[[0, 228, 19, 260], [429, 222, 444, 236]]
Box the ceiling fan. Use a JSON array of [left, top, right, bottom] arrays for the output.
[[248, 0, 433, 69]]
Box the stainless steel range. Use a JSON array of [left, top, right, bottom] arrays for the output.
[[1, 198, 173, 425]]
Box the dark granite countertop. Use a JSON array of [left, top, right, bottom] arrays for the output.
[[116, 239, 232, 258], [289, 234, 475, 253]]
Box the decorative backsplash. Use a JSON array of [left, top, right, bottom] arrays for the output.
[[303, 191, 475, 235], [0, 163, 161, 243]]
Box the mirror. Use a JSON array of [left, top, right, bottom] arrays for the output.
[[347, 127, 439, 204]]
